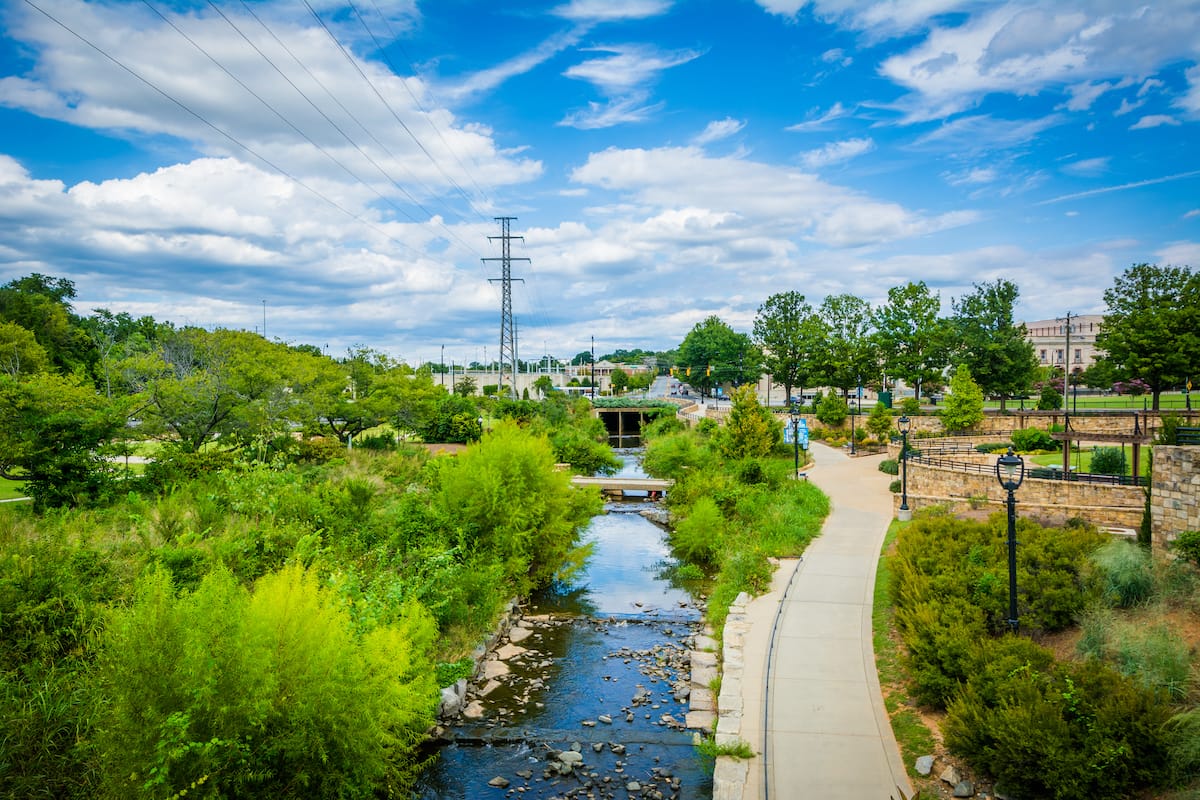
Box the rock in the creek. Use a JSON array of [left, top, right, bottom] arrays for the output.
[[626, 781, 641, 792], [598, 714, 613, 724], [487, 776, 510, 788], [509, 625, 534, 643], [581, 719, 596, 727], [558, 751, 584, 766], [915, 755, 935, 776], [515, 769, 533, 779], [438, 685, 463, 718]]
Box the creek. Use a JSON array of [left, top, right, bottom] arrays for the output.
[[414, 451, 713, 799]]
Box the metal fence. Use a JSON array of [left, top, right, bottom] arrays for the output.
[[908, 453, 1149, 487]]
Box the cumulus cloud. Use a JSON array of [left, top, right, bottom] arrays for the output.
[[799, 137, 875, 168], [1155, 241, 1200, 265]]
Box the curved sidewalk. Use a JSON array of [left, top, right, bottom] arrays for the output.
[[718, 442, 911, 800]]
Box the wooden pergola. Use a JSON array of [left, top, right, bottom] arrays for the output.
[[1049, 415, 1153, 478]]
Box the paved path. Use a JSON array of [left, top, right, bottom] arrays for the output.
[[731, 442, 911, 800]]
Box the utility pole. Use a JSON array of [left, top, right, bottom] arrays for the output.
[[262, 299, 267, 340], [591, 336, 596, 399], [483, 217, 528, 400], [1057, 311, 1074, 416]]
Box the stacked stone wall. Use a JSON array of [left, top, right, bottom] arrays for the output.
[[1151, 447, 1200, 548]]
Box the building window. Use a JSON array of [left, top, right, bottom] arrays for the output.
[[1040, 349, 1047, 362], [1056, 349, 1064, 363], [1074, 349, 1082, 363]]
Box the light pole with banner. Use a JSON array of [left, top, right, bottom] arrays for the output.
[[996, 447, 1026, 634], [898, 414, 911, 521]]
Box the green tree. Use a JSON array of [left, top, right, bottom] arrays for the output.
[[454, 375, 477, 396], [0, 372, 122, 508], [873, 281, 950, 401], [1095, 263, 1200, 409], [0, 320, 50, 376], [433, 422, 602, 592], [817, 294, 876, 397], [93, 565, 438, 800], [721, 384, 780, 459], [942, 364, 985, 432], [753, 291, 826, 407], [815, 391, 848, 426], [0, 273, 96, 376], [533, 375, 554, 397], [865, 401, 893, 441], [950, 279, 1038, 410], [677, 316, 758, 397], [610, 367, 629, 394]]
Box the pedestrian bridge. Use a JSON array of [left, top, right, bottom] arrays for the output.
[[569, 476, 673, 498]]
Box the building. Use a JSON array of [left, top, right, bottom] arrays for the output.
[[1023, 314, 1105, 371]]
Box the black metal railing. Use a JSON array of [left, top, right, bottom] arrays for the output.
[[909, 453, 1148, 487]]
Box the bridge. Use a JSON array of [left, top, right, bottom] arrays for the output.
[[569, 476, 674, 498]]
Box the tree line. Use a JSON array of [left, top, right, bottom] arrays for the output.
[[670, 263, 1198, 411]]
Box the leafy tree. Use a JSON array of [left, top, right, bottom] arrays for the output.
[[610, 367, 629, 394], [79, 309, 164, 398], [433, 422, 602, 592], [454, 375, 477, 396], [1037, 384, 1063, 411], [865, 402, 894, 441], [942, 364, 985, 432], [1095, 263, 1200, 409], [950, 279, 1037, 410], [571, 350, 594, 366], [93, 565, 438, 799], [0, 273, 96, 376], [721, 384, 780, 459], [533, 375, 554, 397], [873, 281, 950, 401], [0, 372, 122, 508], [753, 291, 826, 407], [815, 391, 848, 426], [417, 394, 481, 443], [817, 294, 876, 396], [677, 316, 758, 397], [0, 320, 50, 376]]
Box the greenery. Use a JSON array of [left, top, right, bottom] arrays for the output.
[[1174, 530, 1200, 567], [1095, 263, 1200, 410], [1090, 446, 1128, 476], [818, 294, 876, 396], [1037, 383, 1063, 410], [949, 279, 1038, 410], [878, 458, 899, 475], [815, 392, 848, 426], [719, 385, 780, 458], [865, 401, 894, 440], [753, 291, 824, 407], [873, 281, 950, 401], [694, 737, 755, 759], [1011, 426, 1057, 452], [677, 315, 760, 396], [940, 364, 984, 432]]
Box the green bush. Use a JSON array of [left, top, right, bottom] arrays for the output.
[[899, 397, 921, 416], [1037, 384, 1062, 410], [1011, 426, 1057, 452], [815, 392, 848, 426], [878, 459, 899, 475], [1171, 530, 1200, 567], [643, 414, 686, 438], [670, 496, 725, 567], [1089, 539, 1153, 607], [1089, 446, 1127, 476], [889, 479, 901, 493], [974, 442, 1012, 454]]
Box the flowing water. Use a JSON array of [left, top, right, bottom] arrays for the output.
[[414, 452, 713, 799]]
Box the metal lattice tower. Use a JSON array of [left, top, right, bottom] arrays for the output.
[[482, 217, 527, 398]]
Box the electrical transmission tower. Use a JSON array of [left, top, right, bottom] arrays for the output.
[[482, 217, 527, 399]]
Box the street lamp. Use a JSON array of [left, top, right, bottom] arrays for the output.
[[898, 414, 911, 520], [789, 404, 801, 481], [849, 397, 858, 455], [995, 447, 1026, 634]]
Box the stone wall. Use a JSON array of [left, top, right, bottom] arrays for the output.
[[894, 457, 1144, 529], [1151, 446, 1200, 548]]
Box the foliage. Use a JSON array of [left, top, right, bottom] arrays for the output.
[[721, 384, 779, 458], [1037, 383, 1063, 410], [817, 294, 876, 394], [642, 414, 686, 438], [815, 392, 848, 426], [0, 320, 51, 376], [878, 458, 899, 475], [1089, 446, 1128, 476], [898, 396, 921, 416], [677, 315, 760, 396], [941, 364, 985, 432], [1171, 530, 1200, 567], [433, 422, 602, 593], [1096, 263, 1200, 410], [753, 291, 825, 407], [670, 496, 725, 566], [949, 279, 1038, 406], [1076, 608, 1193, 702], [642, 431, 715, 480], [865, 402, 893, 440], [873, 282, 951, 400], [889, 479, 902, 493], [416, 394, 482, 443], [544, 415, 620, 475], [93, 565, 438, 799], [1089, 540, 1153, 607], [1012, 426, 1057, 452]]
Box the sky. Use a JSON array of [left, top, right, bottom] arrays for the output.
[[1, 0, 1198, 367]]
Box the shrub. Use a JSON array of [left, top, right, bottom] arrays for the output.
[[899, 397, 921, 416], [1171, 530, 1200, 567], [721, 385, 780, 459], [865, 402, 894, 440], [1037, 384, 1062, 410], [974, 442, 1012, 454], [670, 496, 725, 566], [815, 392, 848, 426], [1089, 539, 1153, 607], [643, 414, 686, 439], [889, 479, 901, 493], [942, 364, 985, 432], [1011, 426, 1056, 452], [878, 458, 899, 475], [1090, 446, 1127, 476]]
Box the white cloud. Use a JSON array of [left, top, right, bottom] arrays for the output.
[[563, 44, 702, 95], [1130, 114, 1182, 130], [914, 114, 1065, 153], [1064, 79, 1117, 112], [558, 93, 664, 129], [1038, 169, 1200, 204], [943, 166, 998, 185], [820, 47, 852, 66], [1178, 65, 1200, 116], [1114, 97, 1145, 116], [1061, 157, 1109, 177], [692, 118, 746, 145], [1155, 241, 1200, 265], [755, 0, 975, 38], [551, 0, 672, 22], [799, 137, 875, 168], [443, 28, 586, 101], [786, 101, 851, 131], [1185, 209, 1200, 219]]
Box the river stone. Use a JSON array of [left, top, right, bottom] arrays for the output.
[[438, 685, 462, 717], [462, 700, 485, 719], [915, 755, 935, 776], [940, 765, 963, 785], [598, 714, 613, 724], [558, 751, 584, 766], [481, 659, 509, 679], [509, 625, 533, 643], [626, 781, 641, 792], [953, 780, 975, 797], [487, 776, 509, 788], [495, 642, 526, 660]]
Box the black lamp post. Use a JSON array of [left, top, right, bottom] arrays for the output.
[[789, 404, 801, 480], [898, 414, 911, 518], [995, 447, 1026, 634], [849, 397, 858, 455]]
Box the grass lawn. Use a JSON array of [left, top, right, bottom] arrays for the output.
[[1029, 446, 1151, 478], [0, 477, 29, 502]]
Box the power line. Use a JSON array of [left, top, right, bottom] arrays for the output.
[[483, 217, 528, 399]]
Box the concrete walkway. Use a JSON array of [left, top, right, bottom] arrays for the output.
[[726, 442, 911, 800]]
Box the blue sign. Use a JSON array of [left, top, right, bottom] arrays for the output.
[[783, 419, 809, 449]]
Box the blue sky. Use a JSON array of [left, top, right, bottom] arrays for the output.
[[1, 0, 1198, 366]]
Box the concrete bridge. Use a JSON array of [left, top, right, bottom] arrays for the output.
[[569, 476, 673, 499]]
